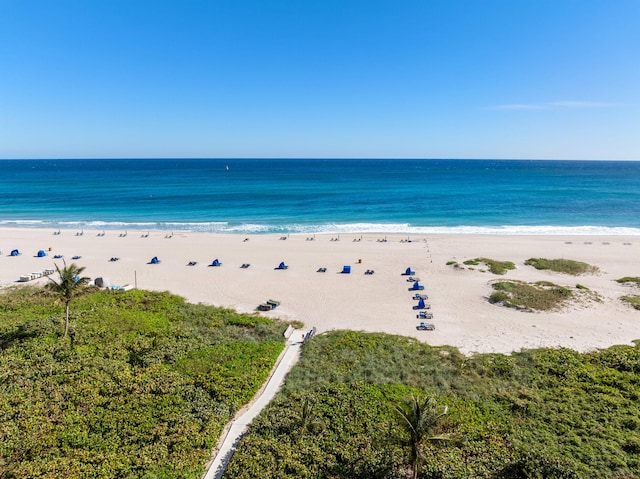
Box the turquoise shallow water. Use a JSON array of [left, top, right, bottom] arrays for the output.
[[1, 158, 640, 235]]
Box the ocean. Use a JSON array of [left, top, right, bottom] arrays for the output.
[[1, 158, 640, 235]]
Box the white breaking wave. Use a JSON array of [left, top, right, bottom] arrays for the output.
[[1, 220, 639, 236]]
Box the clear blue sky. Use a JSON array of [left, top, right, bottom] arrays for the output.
[[1, 0, 638, 159]]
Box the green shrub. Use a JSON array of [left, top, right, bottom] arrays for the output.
[[0, 287, 287, 478], [616, 277, 640, 286], [525, 258, 599, 275], [226, 330, 640, 478], [446, 260, 458, 266]]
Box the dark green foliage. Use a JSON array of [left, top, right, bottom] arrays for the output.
[[0, 287, 286, 478], [227, 331, 640, 478], [621, 295, 640, 310], [525, 258, 598, 275], [617, 277, 640, 286], [490, 280, 573, 311], [446, 261, 458, 266], [463, 259, 480, 266]]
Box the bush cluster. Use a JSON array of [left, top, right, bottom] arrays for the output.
[[0, 287, 287, 478], [226, 331, 640, 478]]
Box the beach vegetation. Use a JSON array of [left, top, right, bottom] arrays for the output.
[[394, 394, 457, 479], [489, 280, 573, 311], [525, 258, 599, 275], [0, 286, 287, 478], [620, 295, 640, 310], [476, 257, 516, 275], [459, 258, 516, 275], [226, 330, 640, 478], [45, 260, 92, 337], [446, 260, 458, 266], [616, 277, 640, 286]]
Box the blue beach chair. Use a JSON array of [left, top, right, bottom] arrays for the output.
[[275, 261, 288, 270], [413, 298, 428, 310]]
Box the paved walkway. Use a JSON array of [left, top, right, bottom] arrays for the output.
[[202, 331, 304, 479]]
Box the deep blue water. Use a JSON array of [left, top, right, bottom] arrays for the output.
[[1, 158, 640, 235]]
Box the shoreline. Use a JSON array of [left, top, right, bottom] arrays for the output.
[[1, 226, 639, 355]]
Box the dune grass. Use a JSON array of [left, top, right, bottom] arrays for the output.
[[621, 295, 640, 310], [525, 258, 599, 275], [616, 277, 640, 286], [489, 280, 573, 311], [456, 258, 515, 275]]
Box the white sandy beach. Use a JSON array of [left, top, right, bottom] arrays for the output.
[[1, 227, 639, 355]]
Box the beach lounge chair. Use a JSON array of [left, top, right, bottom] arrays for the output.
[[37, 250, 47, 257], [341, 265, 351, 274], [266, 299, 280, 308], [412, 293, 428, 300], [317, 267, 327, 273], [413, 298, 431, 310], [417, 311, 434, 320], [416, 321, 435, 330], [257, 303, 273, 311], [364, 269, 375, 275], [209, 259, 222, 267], [148, 256, 160, 264], [406, 276, 420, 282], [72, 255, 81, 260], [240, 263, 251, 268], [109, 257, 120, 262], [402, 267, 415, 276], [409, 281, 424, 291], [187, 261, 197, 266], [275, 261, 288, 270], [53, 254, 63, 259], [10, 249, 21, 256]]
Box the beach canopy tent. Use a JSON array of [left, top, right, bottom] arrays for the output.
[[10, 249, 21, 256], [341, 265, 351, 274], [410, 281, 424, 291], [403, 267, 415, 276], [37, 250, 47, 257], [275, 261, 288, 270], [149, 256, 160, 264], [210, 259, 221, 267], [414, 298, 426, 310]]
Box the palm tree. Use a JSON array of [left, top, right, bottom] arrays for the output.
[[292, 395, 323, 440], [395, 394, 454, 479], [46, 260, 90, 337]]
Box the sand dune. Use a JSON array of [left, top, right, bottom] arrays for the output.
[[1, 227, 639, 355]]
